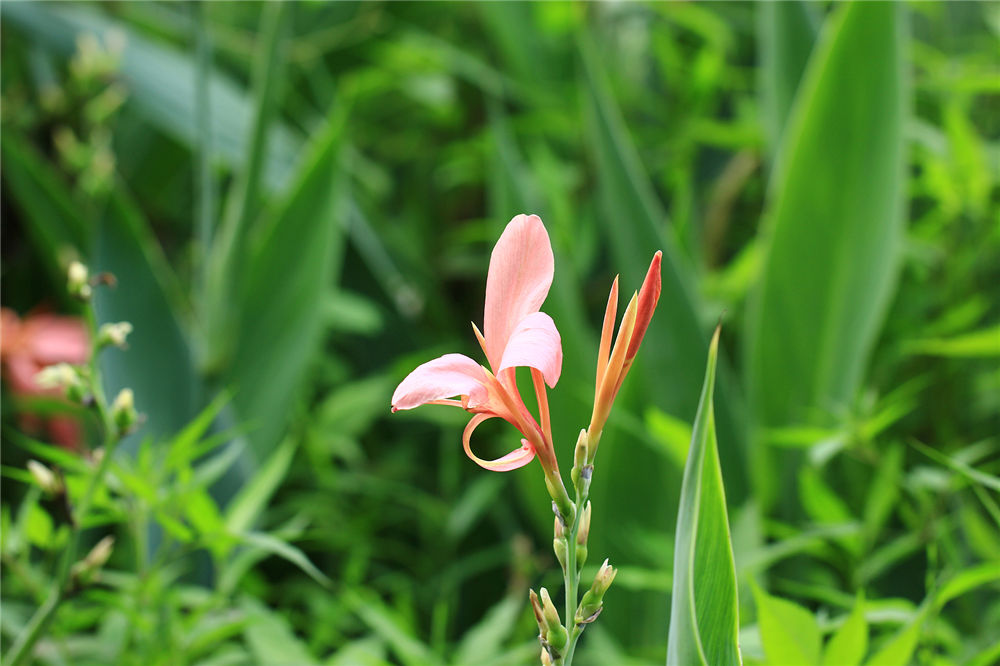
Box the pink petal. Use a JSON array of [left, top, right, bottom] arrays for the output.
[[391, 353, 489, 412], [462, 413, 536, 472], [483, 214, 554, 373], [30, 315, 90, 364], [498, 312, 563, 388]]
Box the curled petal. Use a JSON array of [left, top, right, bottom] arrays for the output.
[[483, 214, 554, 373], [498, 312, 563, 387], [391, 353, 488, 412], [463, 413, 536, 472]]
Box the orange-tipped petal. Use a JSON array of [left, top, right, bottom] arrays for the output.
[[483, 215, 554, 373], [626, 251, 662, 361], [498, 312, 562, 388], [391, 353, 489, 412], [471, 321, 489, 360], [596, 275, 619, 390], [463, 413, 537, 472]]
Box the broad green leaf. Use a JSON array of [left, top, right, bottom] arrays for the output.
[[746, 2, 908, 513], [225, 104, 348, 458], [824, 594, 868, 666], [204, 2, 290, 371], [757, 1, 819, 154], [865, 610, 925, 666], [752, 583, 821, 666], [667, 327, 741, 666]]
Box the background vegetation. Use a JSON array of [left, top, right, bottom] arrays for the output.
[[2, 1, 998, 664]]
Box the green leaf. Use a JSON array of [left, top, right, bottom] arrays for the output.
[[224, 436, 297, 535], [746, 2, 908, 513], [235, 531, 330, 588], [902, 324, 1000, 358], [204, 2, 290, 370], [757, 1, 820, 153], [864, 610, 924, 666], [752, 583, 821, 666], [343, 588, 436, 666], [225, 103, 348, 459], [241, 597, 318, 666], [824, 594, 868, 666], [934, 562, 1000, 610], [667, 327, 741, 666], [453, 596, 522, 665]]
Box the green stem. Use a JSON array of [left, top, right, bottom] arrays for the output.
[[558, 484, 588, 666], [5, 313, 119, 666]]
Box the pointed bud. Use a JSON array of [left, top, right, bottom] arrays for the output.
[[625, 251, 662, 362], [111, 388, 137, 435], [540, 587, 568, 650], [27, 460, 63, 496], [529, 589, 546, 634], [67, 261, 92, 300], [577, 502, 592, 548], [540, 648, 553, 666], [97, 321, 132, 349], [576, 558, 617, 625], [570, 429, 589, 492], [71, 535, 114, 585], [553, 536, 568, 573]]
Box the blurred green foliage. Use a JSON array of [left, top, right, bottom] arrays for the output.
[[1, 1, 998, 664]]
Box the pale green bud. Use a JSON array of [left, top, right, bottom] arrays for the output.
[[553, 536, 568, 573], [71, 535, 114, 585], [576, 558, 617, 625], [67, 261, 91, 300], [539, 587, 567, 651], [98, 321, 132, 349], [570, 429, 588, 491], [111, 388, 137, 435], [528, 589, 546, 634], [27, 460, 63, 496]]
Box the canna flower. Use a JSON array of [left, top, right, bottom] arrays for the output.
[[1, 307, 90, 449], [391, 215, 565, 484], [587, 251, 662, 461]]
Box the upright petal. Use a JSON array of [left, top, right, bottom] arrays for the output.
[[483, 214, 554, 372], [391, 353, 489, 412], [498, 312, 563, 387]]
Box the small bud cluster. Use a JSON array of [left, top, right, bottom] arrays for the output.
[[575, 559, 617, 626]]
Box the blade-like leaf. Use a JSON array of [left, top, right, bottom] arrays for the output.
[[746, 1, 908, 512], [225, 105, 348, 459], [666, 327, 741, 666], [757, 1, 820, 154]]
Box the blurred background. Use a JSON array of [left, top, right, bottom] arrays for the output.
[[2, 2, 998, 664]]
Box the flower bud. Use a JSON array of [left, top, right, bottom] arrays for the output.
[[528, 589, 546, 634], [570, 429, 589, 492], [97, 321, 132, 349], [539, 587, 567, 651], [576, 501, 592, 571], [553, 535, 568, 573], [540, 648, 553, 666], [27, 460, 63, 496], [35, 363, 87, 402], [67, 261, 92, 300], [71, 535, 114, 585], [576, 558, 617, 625], [111, 388, 137, 435]]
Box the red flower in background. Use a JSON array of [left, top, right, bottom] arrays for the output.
[[1, 307, 90, 449]]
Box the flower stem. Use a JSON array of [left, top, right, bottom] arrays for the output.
[[5, 311, 120, 666]]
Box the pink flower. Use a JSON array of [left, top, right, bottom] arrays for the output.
[[391, 214, 564, 475], [1, 307, 90, 450]]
